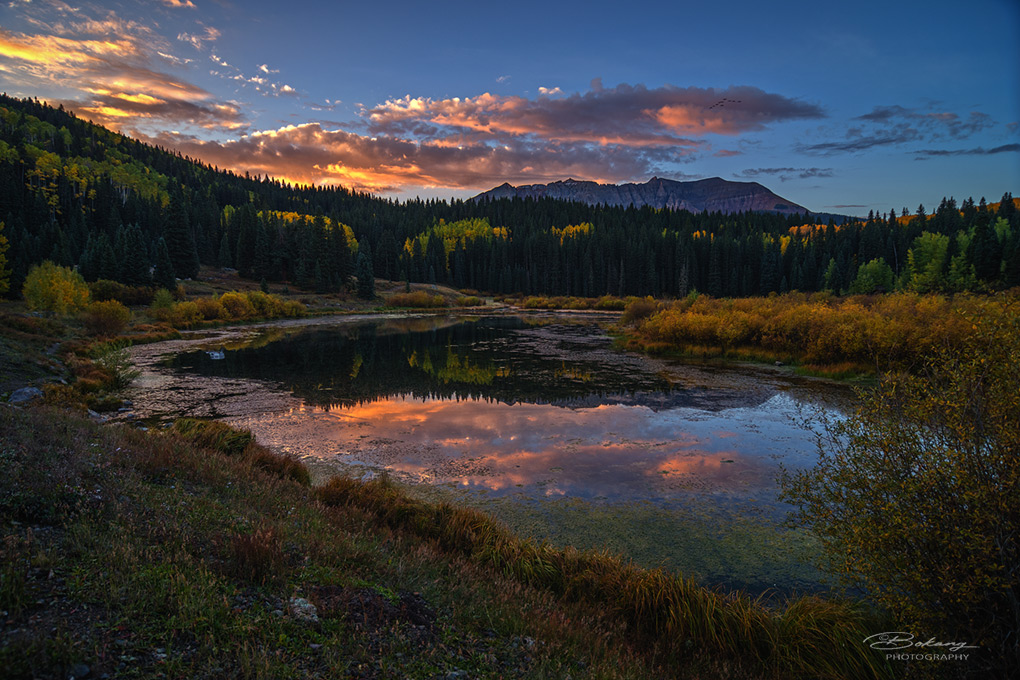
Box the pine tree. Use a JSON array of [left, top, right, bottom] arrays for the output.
[[234, 203, 259, 277], [164, 192, 199, 279], [356, 247, 375, 299], [117, 224, 150, 286], [217, 231, 232, 268], [96, 231, 118, 282], [153, 236, 176, 291]]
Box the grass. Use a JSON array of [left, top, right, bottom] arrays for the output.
[[0, 404, 895, 679]]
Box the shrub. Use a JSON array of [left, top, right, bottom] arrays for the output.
[[89, 279, 154, 306], [621, 297, 658, 325], [80, 300, 131, 336], [281, 300, 306, 317], [149, 288, 175, 321], [594, 295, 627, 310], [22, 261, 90, 315], [245, 290, 282, 318], [195, 297, 227, 321], [456, 296, 482, 307], [91, 346, 139, 389], [782, 311, 1020, 676], [219, 291, 255, 319], [168, 300, 202, 326], [385, 291, 447, 308]]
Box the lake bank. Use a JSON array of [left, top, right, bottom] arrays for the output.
[[124, 312, 851, 596]]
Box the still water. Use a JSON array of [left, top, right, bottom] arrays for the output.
[[145, 314, 848, 594]]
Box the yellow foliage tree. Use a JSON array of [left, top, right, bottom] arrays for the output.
[[22, 261, 90, 315], [783, 312, 1020, 675]]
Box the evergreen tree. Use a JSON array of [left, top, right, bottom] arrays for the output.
[[234, 203, 259, 278], [164, 192, 199, 279], [116, 224, 151, 286], [377, 230, 399, 280], [356, 247, 375, 299], [153, 236, 176, 291], [95, 231, 117, 282], [217, 231, 233, 268]]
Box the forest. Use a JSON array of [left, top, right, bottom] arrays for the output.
[[2, 94, 1019, 301]]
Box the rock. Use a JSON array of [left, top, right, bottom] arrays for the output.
[[287, 597, 319, 624], [8, 387, 43, 405], [70, 662, 91, 678], [445, 671, 469, 680], [87, 410, 109, 424]]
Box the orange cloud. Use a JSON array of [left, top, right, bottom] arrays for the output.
[[367, 83, 823, 148], [145, 122, 653, 193], [0, 10, 243, 133]]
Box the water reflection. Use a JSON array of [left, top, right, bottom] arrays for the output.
[[167, 317, 835, 508], [169, 316, 792, 412]]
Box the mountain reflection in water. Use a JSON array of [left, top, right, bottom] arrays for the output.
[[168, 316, 835, 506]]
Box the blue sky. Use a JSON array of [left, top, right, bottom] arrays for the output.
[[1, 0, 1017, 214]]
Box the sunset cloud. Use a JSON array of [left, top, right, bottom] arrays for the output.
[[161, 0, 197, 8], [131, 83, 826, 195], [0, 10, 243, 133], [145, 122, 666, 193], [366, 83, 824, 148]]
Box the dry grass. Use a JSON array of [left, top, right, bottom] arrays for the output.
[[315, 474, 891, 679]]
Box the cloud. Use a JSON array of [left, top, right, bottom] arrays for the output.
[[144, 122, 672, 193], [305, 98, 340, 111], [496, 75, 511, 83], [161, 0, 196, 8], [737, 167, 834, 182], [913, 143, 1020, 159], [538, 86, 562, 97], [177, 26, 220, 50], [366, 83, 824, 149], [133, 82, 826, 195], [801, 104, 998, 155], [0, 7, 244, 133]]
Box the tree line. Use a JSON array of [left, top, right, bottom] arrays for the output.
[[2, 94, 1018, 300]]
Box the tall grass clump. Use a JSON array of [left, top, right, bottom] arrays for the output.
[[316, 474, 889, 679], [171, 419, 310, 485]]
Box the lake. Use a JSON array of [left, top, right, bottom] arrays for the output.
[[127, 313, 850, 596]]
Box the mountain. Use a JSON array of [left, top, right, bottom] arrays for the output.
[[474, 177, 812, 215]]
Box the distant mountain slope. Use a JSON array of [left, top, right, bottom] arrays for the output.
[[474, 177, 812, 215]]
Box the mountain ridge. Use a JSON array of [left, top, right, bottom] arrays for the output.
[[474, 176, 817, 216]]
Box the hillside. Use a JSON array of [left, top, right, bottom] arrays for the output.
[[1, 94, 1018, 302]]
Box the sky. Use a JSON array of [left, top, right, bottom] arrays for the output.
[[1, 0, 1018, 215]]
